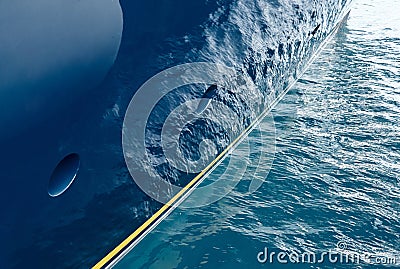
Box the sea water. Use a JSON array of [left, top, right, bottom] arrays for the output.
[[115, 0, 400, 268]]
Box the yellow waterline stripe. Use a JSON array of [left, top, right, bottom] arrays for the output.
[[93, 109, 257, 269], [93, 9, 350, 268]]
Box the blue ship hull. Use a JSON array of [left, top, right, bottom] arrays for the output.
[[0, 0, 351, 267]]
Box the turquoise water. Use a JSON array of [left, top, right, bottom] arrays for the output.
[[114, 0, 400, 268], [4, 1, 352, 268]]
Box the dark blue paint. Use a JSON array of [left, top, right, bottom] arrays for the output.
[[48, 154, 80, 197]]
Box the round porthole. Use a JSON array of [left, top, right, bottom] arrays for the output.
[[48, 153, 80, 197]]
